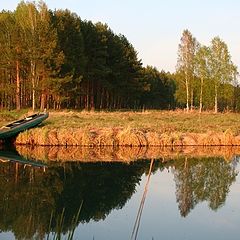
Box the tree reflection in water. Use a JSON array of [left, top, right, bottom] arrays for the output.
[[172, 157, 238, 217], [0, 158, 152, 239], [0, 152, 238, 239]]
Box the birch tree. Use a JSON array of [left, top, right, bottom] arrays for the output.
[[195, 46, 210, 112], [209, 37, 237, 113], [177, 30, 198, 112], [15, 1, 63, 110], [15, 2, 39, 111]]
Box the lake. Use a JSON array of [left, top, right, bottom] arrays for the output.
[[0, 147, 239, 240]]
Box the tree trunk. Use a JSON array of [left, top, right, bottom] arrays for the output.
[[185, 77, 189, 112], [86, 80, 90, 110], [214, 84, 218, 113], [90, 92, 94, 111], [190, 87, 194, 111], [199, 77, 203, 113], [16, 60, 21, 110], [40, 92, 46, 110], [90, 81, 95, 111], [31, 60, 36, 111]]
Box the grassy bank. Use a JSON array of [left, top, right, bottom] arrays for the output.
[[37, 110, 240, 134], [1, 110, 240, 146]]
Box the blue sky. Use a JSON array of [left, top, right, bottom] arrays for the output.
[[1, 0, 240, 72]]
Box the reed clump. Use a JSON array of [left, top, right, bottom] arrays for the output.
[[115, 128, 148, 146], [16, 126, 240, 147], [181, 133, 198, 146], [144, 132, 160, 146]]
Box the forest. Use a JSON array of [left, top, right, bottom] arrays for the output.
[[0, 1, 239, 112]]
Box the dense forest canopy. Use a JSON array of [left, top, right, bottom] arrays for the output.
[[0, 1, 239, 111]]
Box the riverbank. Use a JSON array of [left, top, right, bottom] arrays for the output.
[[15, 125, 240, 146], [1, 110, 240, 146]]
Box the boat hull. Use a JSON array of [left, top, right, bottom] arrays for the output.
[[0, 113, 49, 140]]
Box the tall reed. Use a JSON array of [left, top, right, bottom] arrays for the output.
[[46, 201, 83, 240]]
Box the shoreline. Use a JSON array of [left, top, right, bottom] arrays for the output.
[[14, 126, 240, 147], [2, 110, 240, 148]]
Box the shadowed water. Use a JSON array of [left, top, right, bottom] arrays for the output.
[[0, 147, 239, 240]]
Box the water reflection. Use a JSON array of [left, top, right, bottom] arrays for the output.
[[172, 157, 238, 217], [0, 147, 239, 239], [0, 149, 155, 239], [16, 145, 240, 162]]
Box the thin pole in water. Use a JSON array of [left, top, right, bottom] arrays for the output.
[[130, 158, 154, 240]]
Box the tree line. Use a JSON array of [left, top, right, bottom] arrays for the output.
[[0, 0, 175, 111], [175, 29, 239, 112], [0, 1, 239, 112]]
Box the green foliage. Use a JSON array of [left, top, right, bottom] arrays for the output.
[[175, 30, 238, 111], [0, 1, 239, 112], [1, 1, 166, 111], [208, 37, 237, 112], [140, 66, 175, 109], [176, 29, 199, 111]]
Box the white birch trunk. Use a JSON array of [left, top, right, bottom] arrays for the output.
[[185, 75, 189, 112], [199, 77, 203, 113], [214, 84, 218, 113]]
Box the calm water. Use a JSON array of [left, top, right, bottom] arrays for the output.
[[0, 149, 240, 240]]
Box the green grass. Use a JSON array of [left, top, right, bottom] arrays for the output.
[[1, 109, 240, 135], [0, 109, 29, 124]]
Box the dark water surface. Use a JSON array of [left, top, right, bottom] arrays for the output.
[[0, 149, 239, 240]]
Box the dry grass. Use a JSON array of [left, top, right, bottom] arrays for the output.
[[15, 126, 240, 147], [40, 110, 240, 134], [2, 109, 240, 133], [3, 109, 240, 146]]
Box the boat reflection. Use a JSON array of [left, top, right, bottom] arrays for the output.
[[0, 149, 47, 168]]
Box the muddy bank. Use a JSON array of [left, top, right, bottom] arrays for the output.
[[15, 127, 240, 147], [16, 145, 240, 162]]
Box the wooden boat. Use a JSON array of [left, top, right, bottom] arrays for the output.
[[0, 112, 49, 139]]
